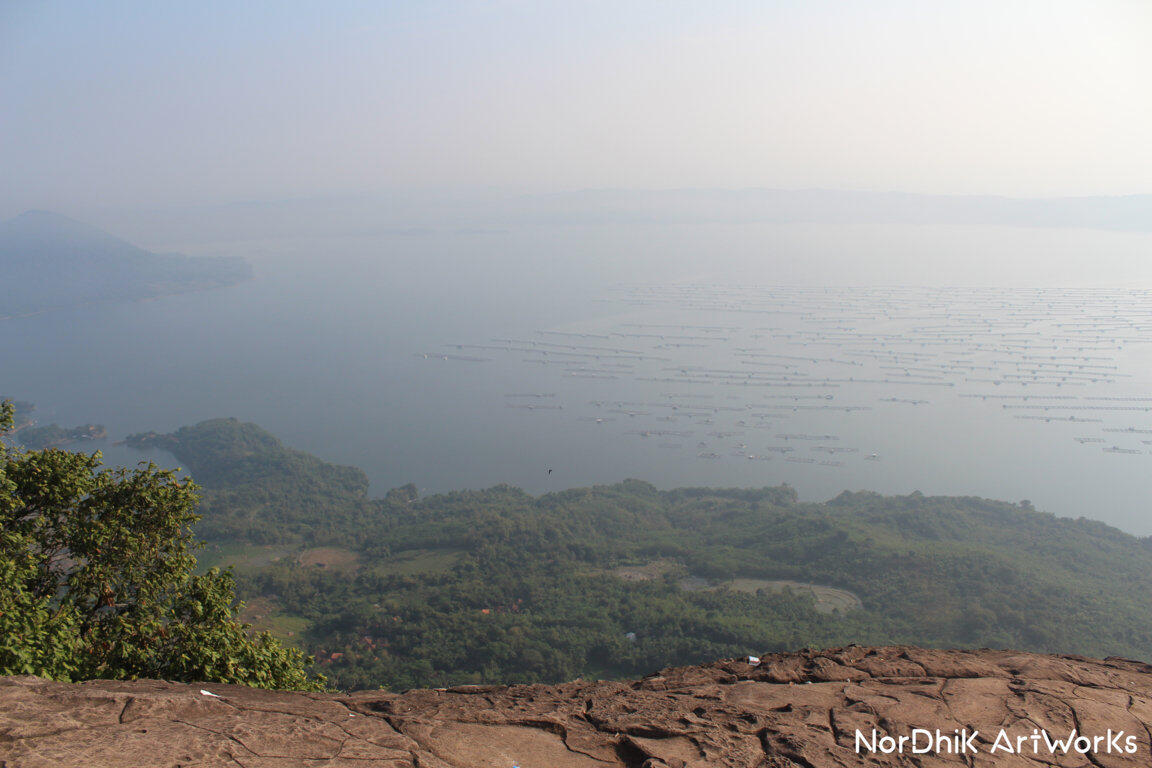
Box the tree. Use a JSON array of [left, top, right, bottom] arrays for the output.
[[0, 400, 325, 690]]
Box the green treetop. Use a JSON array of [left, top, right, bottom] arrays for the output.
[[0, 400, 325, 690]]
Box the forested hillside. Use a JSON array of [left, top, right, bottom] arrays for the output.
[[135, 419, 1152, 690], [127, 418, 370, 543]]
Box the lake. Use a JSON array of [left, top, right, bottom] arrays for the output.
[[5, 219, 1152, 533]]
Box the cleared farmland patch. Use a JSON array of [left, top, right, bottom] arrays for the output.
[[196, 542, 292, 575], [368, 548, 465, 577], [295, 546, 360, 571], [723, 578, 862, 614]]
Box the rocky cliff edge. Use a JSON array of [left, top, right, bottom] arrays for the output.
[[5, 645, 1152, 767]]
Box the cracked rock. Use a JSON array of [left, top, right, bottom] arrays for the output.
[[5, 646, 1152, 767]]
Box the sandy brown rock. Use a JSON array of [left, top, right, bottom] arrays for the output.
[[5, 646, 1152, 767]]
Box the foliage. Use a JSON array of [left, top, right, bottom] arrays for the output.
[[111, 416, 1152, 691], [305, 482, 1152, 689], [0, 402, 325, 690], [0, 528, 80, 677], [0, 399, 35, 430], [125, 419, 369, 544]]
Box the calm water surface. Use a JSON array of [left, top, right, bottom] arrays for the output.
[[5, 221, 1152, 533]]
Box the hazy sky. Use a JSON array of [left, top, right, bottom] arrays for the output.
[[2, 0, 1151, 214]]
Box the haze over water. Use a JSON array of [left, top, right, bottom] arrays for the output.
[[6, 212, 1152, 534], [5, 1, 1152, 534]]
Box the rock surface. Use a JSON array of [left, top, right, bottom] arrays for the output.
[[5, 646, 1152, 767]]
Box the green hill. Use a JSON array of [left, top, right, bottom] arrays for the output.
[[126, 418, 369, 543], [133, 418, 1152, 691]]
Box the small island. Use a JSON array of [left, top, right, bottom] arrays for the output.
[[17, 422, 107, 450], [2, 399, 107, 449]]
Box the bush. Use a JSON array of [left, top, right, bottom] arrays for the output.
[[0, 400, 325, 690]]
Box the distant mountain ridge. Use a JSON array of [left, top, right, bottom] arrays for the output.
[[58, 188, 1152, 246], [0, 210, 251, 318], [516, 187, 1152, 230]]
